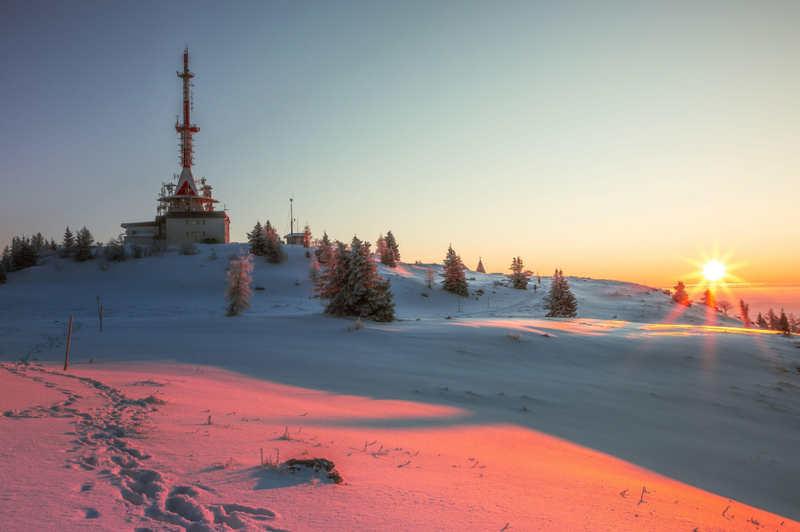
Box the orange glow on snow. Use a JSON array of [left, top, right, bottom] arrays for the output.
[[66, 363, 798, 531]]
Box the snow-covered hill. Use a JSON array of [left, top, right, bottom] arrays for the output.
[[1, 244, 798, 531]]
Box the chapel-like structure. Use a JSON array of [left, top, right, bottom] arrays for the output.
[[122, 47, 230, 244]]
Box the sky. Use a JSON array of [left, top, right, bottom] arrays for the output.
[[1, 0, 799, 288]]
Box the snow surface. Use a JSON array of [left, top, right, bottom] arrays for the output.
[[1, 244, 799, 531]]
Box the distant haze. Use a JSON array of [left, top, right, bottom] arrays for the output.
[[1, 1, 798, 287]]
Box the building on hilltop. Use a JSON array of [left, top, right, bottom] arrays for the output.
[[122, 47, 230, 245], [476, 257, 486, 274], [284, 233, 309, 247]]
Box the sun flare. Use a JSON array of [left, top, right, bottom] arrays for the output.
[[702, 260, 726, 282]]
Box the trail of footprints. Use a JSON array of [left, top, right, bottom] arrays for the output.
[[2, 362, 287, 532]]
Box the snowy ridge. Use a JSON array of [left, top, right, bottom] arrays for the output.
[[0, 244, 798, 531]]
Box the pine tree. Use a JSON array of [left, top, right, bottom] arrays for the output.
[[263, 221, 286, 264], [766, 308, 778, 330], [738, 299, 751, 328], [61, 226, 76, 258], [0, 261, 7, 285], [441, 245, 468, 297], [247, 221, 268, 256], [308, 252, 321, 283], [672, 281, 691, 307], [384, 231, 400, 262], [49, 238, 57, 251], [699, 289, 717, 309], [756, 312, 767, 329], [74, 227, 95, 262], [31, 232, 45, 251], [425, 267, 435, 289], [10, 236, 38, 271], [1, 246, 12, 273], [225, 252, 254, 316], [315, 241, 350, 310], [543, 269, 578, 318], [509, 256, 530, 289], [314, 237, 394, 321], [303, 224, 312, 248], [778, 309, 790, 335], [377, 236, 396, 267]]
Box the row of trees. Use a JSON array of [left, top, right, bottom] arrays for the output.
[[1, 226, 98, 281], [439, 245, 576, 317], [673, 282, 795, 335]]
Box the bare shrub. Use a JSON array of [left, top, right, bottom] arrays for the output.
[[178, 241, 200, 255], [148, 240, 168, 257], [345, 318, 365, 331], [506, 331, 523, 343], [95, 253, 109, 271]]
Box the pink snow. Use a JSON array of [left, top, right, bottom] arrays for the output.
[[1, 244, 798, 531]]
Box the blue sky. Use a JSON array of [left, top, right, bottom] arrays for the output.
[[1, 1, 799, 285]]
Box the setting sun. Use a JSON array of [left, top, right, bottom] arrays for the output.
[[702, 260, 726, 282]]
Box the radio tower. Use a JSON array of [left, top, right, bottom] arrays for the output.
[[176, 45, 199, 170], [162, 46, 217, 212], [121, 46, 230, 244]]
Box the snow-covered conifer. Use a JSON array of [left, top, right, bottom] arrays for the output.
[[699, 289, 716, 309], [11, 236, 38, 271], [756, 312, 767, 329], [303, 224, 312, 247], [225, 252, 254, 316], [74, 227, 95, 262], [377, 236, 396, 267], [61, 227, 75, 258], [778, 309, 790, 335], [766, 308, 778, 330], [248, 221, 268, 256], [385, 231, 400, 262], [509, 256, 530, 289], [441, 245, 468, 297], [672, 281, 691, 307], [425, 267, 435, 289], [263, 221, 286, 264], [543, 269, 577, 318], [737, 299, 750, 326], [315, 237, 394, 321], [31, 233, 45, 251], [315, 241, 349, 309], [1, 246, 11, 273], [316, 231, 333, 264], [308, 252, 321, 283]]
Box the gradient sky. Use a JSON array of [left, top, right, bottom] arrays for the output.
[[1, 1, 798, 287]]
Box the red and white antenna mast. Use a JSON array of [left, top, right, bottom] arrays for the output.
[[175, 46, 199, 168]]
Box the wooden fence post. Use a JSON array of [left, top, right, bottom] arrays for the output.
[[64, 317, 73, 371]]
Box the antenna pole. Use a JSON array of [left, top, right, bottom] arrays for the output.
[[175, 46, 199, 169], [290, 196, 294, 246]]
